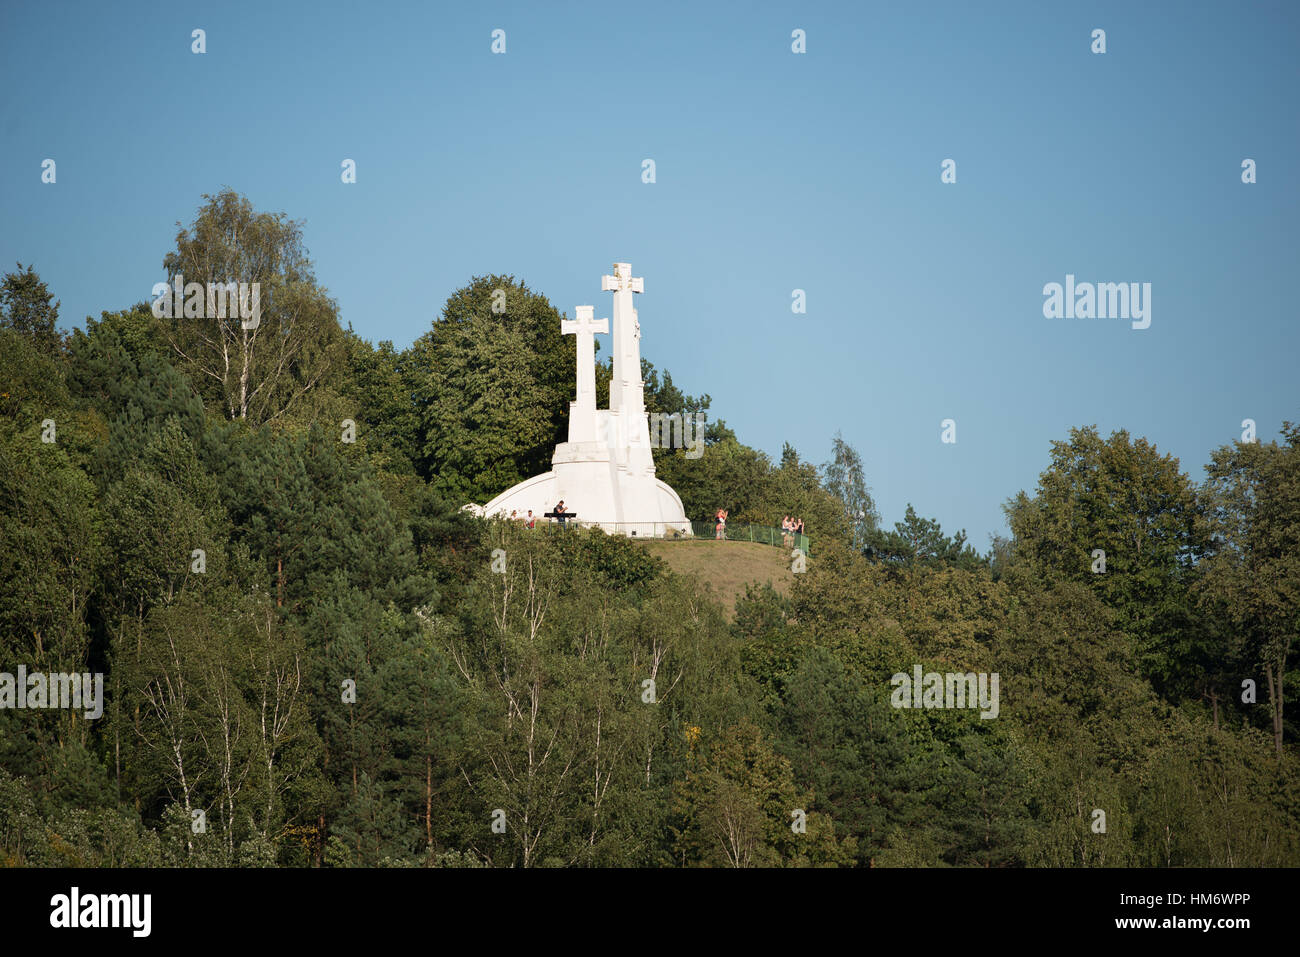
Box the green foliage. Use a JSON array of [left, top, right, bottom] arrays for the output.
[[822, 431, 879, 549], [671, 719, 854, 867], [1, 262, 63, 356], [66, 313, 205, 485], [1005, 426, 1208, 698], [654, 434, 770, 522], [159, 189, 346, 423], [2, 227, 1296, 871], [1198, 423, 1300, 752], [749, 443, 851, 544], [408, 275, 570, 502], [338, 332, 421, 475], [771, 649, 913, 865], [863, 504, 984, 569], [0, 409, 100, 674]]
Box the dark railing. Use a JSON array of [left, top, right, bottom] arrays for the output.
[[686, 520, 810, 555], [513, 518, 811, 555]]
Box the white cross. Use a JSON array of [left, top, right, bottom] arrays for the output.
[[562, 305, 607, 407], [601, 262, 644, 293], [560, 305, 608, 341]]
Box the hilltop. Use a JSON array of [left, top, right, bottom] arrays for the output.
[[637, 538, 794, 617]]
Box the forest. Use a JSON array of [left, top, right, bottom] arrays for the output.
[[1, 189, 1296, 867]]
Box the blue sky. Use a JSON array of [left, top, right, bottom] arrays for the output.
[[3, 0, 1297, 546]]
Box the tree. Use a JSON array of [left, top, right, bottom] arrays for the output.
[[751, 443, 851, 545], [1004, 426, 1206, 699], [642, 359, 710, 419], [1, 263, 62, 356], [122, 591, 323, 863], [822, 431, 879, 550], [338, 332, 421, 476], [653, 434, 770, 523], [160, 189, 345, 424], [773, 648, 914, 865], [206, 423, 423, 612], [863, 504, 983, 569], [65, 314, 205, 486], [407, 276, 570, 503], [1199, 422, 1300, 754], [411, 312, 552, 503], [671, 719, 853, 866], [0, 412, 102, 800]]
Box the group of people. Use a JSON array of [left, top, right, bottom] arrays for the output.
[[507, 500, 570, 528], [713, 509, 804, 546], [508, 509, 537, 528], [782, 515, 805, 547]]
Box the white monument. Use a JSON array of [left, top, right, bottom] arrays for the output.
[[465, 262, 691, 537]]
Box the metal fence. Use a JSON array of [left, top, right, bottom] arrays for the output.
[[534, 518, 810, 555], [687, 520, 811, 555]]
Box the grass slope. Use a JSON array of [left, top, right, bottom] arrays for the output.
[[638, 539, 795, 618]]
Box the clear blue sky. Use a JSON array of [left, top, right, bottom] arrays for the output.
[[3, 0, 1297, 546]]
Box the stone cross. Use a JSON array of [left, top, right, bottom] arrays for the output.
[[601, 263, 644, 295], [600, 262, 655, 474], [561, 305, 607, 443], [601, 263, 643, 413]]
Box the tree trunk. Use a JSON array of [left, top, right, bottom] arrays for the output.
[[1265, 660, 1284, 755]]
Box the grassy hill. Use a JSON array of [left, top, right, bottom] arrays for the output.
[[637, 539, 795, 617]]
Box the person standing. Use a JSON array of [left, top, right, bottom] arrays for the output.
[[715, 508, 727, 540]]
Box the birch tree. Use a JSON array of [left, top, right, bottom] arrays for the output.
[[161, 189, 344, 424]]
